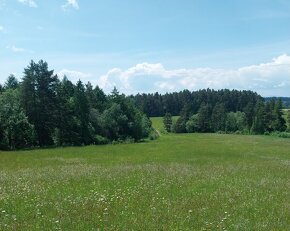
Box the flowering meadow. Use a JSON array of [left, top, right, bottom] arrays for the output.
[[1, 128, 290, 230]]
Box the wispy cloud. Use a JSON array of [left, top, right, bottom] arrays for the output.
[[57, 69, 92, 82], [6, 45, 34, 53], [0, 26, 4, 32], [98, 54, 290, 96], [17, 0, 37, 8], [61, 0, 79, 10], [6, 45, 26, 52]]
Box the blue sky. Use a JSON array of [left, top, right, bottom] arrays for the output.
[[1, 0, 290, 96]]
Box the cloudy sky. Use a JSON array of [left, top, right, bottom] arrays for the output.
[[1, 0, 290, 96]]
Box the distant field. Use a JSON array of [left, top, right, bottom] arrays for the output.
[[1, 123, 290, 230], [151, 116, 179, 132]]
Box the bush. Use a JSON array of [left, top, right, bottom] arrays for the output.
[[149, 130, 159, 140], [271, 132, 290, 138], [160, 128, 168, 134], [94, 135, 109, 145]]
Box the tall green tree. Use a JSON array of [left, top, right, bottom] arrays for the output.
[[73, 80, 92, 145], [251, 101, 265, 134], [54, 76, 79, 145], [163, 112, 173, 132], [186, 114, 199, 133], [272, 99, 286, 131], [196, 103, 212, 132], [0, 89, 35, 149], [21, 60, 58, 146], [211, 103, 226, 132], [4, 74, 19, 90]]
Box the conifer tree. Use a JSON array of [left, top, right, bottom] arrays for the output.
[[21, 60, 58, 146], [163, 112, 173, 132]]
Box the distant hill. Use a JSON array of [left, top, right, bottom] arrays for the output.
[[264, 97, 290, 108]]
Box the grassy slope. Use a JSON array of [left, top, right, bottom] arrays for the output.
[[0, 119, 290, 230], [151, 116, 179, 133]]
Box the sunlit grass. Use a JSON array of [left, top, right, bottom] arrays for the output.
[[1, 128, 290, 230], [151, 116, 179, 133]]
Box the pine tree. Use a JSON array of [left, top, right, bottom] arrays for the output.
[[21, 60, 58, 146], [211, 103, 226, 132], [272, 99, 286, 131], [55, 76, 78, 145], [4, 74, 19, 90], [251, 101, 265, 134], [73, 80, 92, 145], [197, 103, 212, 132], [163, 113, 173, 132]]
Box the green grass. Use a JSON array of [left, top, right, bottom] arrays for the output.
[[151, 116, 179, 133], [1, 121, 290, 230]]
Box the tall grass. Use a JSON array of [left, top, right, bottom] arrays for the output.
[[1, 130, 290, 230]]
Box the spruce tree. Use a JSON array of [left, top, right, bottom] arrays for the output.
[[73, 80, 92, 145], [21, 60, 58, 146], [163, 112, 173, 132]]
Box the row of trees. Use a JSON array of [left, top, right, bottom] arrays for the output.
[[0, 60, 152, 150], [130, 89, 263, 117], [163, 99, 287, 134]]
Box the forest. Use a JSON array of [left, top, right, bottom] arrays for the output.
[[0, 60, 289, 150], [0, 60, 153, 150], [130, 90, 289, 135]]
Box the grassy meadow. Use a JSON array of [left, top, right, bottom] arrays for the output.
[[1, 118, 290, 230]]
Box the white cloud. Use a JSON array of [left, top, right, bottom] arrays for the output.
[[0, 26, 3, 32], [7, 45, 26, 52], [62, 0, 79, 10], [57, 69, 92, 82], [97, 54, 290, 96], [18, 0, 37, 8]]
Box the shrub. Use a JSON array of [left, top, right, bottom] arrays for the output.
[[94, 135, 109, 145]]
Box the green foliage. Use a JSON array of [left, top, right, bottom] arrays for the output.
[[225, 111, 247, 132], [141, 115, 152, 137], [0, 89, 35, 149], [54, 77, 79, 146], [196, 103, 212, 132], [73, 80, 92, 145], [270, 131, 290, 138], [211, 103, 226, 132], [272, 99, 286, 131], [163, 112, 173, 132], [186, 114, 198, 133], [0, 60, 151, 150], [0, 59, 288, 149], [94, 135, 109, 145], [20, 60, 58, 146], [172, 116, 187, 133], [4, 74, 19, 90], [287, 110, 290, 131]]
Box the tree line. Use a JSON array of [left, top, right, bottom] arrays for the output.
[[0, 60, 153, 150], [163, 99, 287, 135], [130, 89, 263, 117], [130, 89, 288, 134], [1, 60, 289, 149]]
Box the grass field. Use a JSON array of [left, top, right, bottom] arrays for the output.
[[150, 116, 179, 132], [1, 118, 290, 230]]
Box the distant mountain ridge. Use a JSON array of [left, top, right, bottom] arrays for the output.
[[264, 97, 290, 108]]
